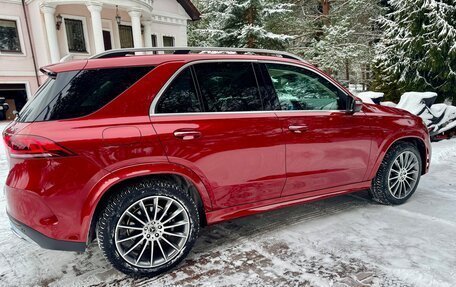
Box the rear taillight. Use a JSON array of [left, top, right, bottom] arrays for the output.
[[3, 133, 75, 159]]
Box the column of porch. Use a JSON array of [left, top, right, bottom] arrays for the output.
[[142, 20, 152, 48], [40, 4, 61, 63], [87, 2, 105, 54], [128, 10, 143, 48]]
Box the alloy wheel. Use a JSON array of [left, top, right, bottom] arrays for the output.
[[114, 196, 190, 268], [387, 151, 420, 199]]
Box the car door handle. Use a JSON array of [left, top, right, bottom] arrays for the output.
[[288, 125, 308, 133], [173, 130, 201, 140]]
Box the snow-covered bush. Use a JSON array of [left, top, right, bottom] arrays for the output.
[[356, 92, 384, 104], [396, 92, 438, 126], [429, 104, 456, 135], [355, 91, 397, 107], [380, 101, 397, 108], [364, 91, 456, 139]]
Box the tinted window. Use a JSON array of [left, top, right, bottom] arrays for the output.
[[19, 67, 151, 122], [254, 63, 281, 111], [194, 62, 262, 112], [156, 68, 201, 113], [265, 63, 348, 111], [18, 72, 77, 122]]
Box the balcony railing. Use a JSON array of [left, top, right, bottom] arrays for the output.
[[43, 0, 154, 9]]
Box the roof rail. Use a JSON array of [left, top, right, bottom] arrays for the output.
[[90, 47, 307, 63]]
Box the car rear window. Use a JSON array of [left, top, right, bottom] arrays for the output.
[[18, 66, 152, 122]]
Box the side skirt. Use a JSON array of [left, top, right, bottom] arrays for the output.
[[205, 181, 371, 224]]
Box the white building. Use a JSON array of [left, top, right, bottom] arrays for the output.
[[0, 0, 200, 119]]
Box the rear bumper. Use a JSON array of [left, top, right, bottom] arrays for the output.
[[7, 212, 86, 252]]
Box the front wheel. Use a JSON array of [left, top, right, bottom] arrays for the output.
[[370, 142, 422, 205], [97, 180, 200, 277]]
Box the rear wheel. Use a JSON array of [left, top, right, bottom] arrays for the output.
[[97, 180, 200, 277], [370, 142, 422, 205]]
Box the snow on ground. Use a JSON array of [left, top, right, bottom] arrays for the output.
[[0, 121, 455, 287]]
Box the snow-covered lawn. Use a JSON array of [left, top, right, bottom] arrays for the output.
[[0, 122, 455, 287]]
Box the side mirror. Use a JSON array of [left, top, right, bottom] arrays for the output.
[[347, 98, 363, 114], [353, 99, 363, 113]]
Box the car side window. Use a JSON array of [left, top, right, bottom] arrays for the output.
[[193, 62, 263, 112], [265, 63, 348, 111], [156, 68, 202, 113], [254, 63, 281, 111]]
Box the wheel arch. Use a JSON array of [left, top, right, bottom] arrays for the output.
[[395, 137, 427, 173], [82, 163, 213, 244], [368, 134, 428, 180]]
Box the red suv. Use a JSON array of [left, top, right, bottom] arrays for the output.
[[3, 48, 430, 277]]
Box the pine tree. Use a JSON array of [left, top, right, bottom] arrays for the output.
[[375, 0, 456, 104], [190, 0, 293, 49], [288, 0, 383, 87]]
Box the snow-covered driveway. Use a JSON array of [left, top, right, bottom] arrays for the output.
[[0, 121, 455, 287]]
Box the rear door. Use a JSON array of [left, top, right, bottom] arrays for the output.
[[261, 62, 372, 196], [150, 61, 286, 209]]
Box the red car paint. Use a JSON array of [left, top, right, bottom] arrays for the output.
[[3, 53, 431, 248]]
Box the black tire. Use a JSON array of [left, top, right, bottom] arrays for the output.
[[370, 141, 422, 205], [97, 179, 200, 277]]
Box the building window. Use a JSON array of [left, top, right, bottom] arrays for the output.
[[151, 34, 157, 47], [119, 25, 133, 48], [0, 19, 21, 53], [64, 18, 87, 53], [151, 34, 157, 54], [163, 36, 174, 54], [163, 36, 174, 47]]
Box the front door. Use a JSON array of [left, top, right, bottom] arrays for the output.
[[262, 63, 372, 196], [151, 62, 286, 209]]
